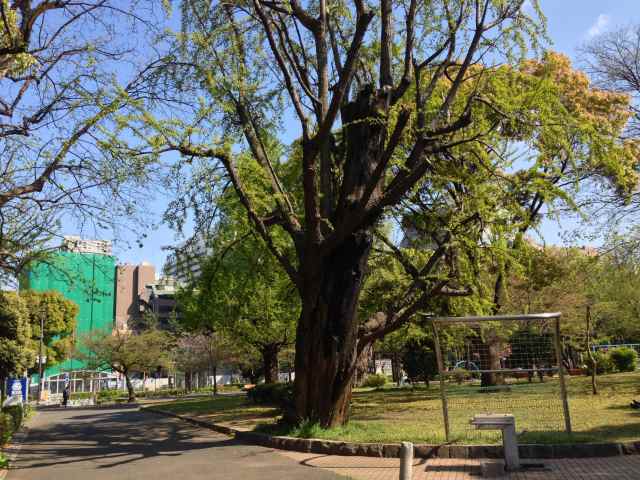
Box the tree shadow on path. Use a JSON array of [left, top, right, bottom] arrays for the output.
[[11, 406, 239, 471]]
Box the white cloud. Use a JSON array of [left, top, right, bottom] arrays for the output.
[[587, 14, 611, 38]]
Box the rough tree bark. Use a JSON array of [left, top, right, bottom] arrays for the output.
[[295, 232, 372, 427], [261, 344, 280, 384], [293, 86, 387, 427], [124, 372, 135, 402]]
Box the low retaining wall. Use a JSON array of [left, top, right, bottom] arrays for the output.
[[143, 407, 640, 459]]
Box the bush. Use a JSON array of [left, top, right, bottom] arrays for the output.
[[70, 392, 94, 400], [451, 368, 471, 385], [361, 373, 387, 388], [0, 404, 24, 444], [98, 389, 124, 399], [247, 383, 293, 409], [585, 351, 616, 375], [610, 347, 638, 372]]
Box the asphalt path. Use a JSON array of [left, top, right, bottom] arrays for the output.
[[7, 405, 344, 480]]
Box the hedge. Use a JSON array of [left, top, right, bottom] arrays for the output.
[[610, 347, 638, 372], [247, 383, 293, 409], [0, 404, 24, 445]]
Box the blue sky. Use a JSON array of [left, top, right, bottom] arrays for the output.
[[67, 0, 640, 272]]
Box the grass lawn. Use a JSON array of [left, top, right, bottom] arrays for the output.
[[152, 371, 640, 445]]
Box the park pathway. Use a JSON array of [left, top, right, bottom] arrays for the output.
[[279, 449, 640, 479], [5, 405, 344, 480]]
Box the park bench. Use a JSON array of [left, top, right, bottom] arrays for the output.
[[470, 414, 520, 472]]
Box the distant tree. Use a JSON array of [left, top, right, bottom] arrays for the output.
[[508, 327, 553, 382], [172, 332, 236, 394], [402, 337, 438, 387], [179, 200, 298, 385], [582, 25, 640, 136], [21, 290, 78, 371], [80, 329, 172, 402], [0, 291, 35, 399]]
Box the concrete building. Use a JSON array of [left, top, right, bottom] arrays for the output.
[[114, 262, 156, 331], [61, 235, 112, 255], [139, 276, 179, 329], [21, 238, 118, 394], [163, 237, 212, 284]]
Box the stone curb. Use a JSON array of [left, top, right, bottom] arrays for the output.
[[142, 406, 640, 460]]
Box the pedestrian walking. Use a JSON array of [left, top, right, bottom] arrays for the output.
[[62, 385, 69, 408]]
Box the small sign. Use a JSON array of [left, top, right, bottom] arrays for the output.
[[6, 378, 27, 404]]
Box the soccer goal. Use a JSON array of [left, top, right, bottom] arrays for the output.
[[429, 313, 572, 443]]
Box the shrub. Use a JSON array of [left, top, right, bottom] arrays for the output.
[[610, 347, 638, 372], [98, 389, 123, 400], [247, 383, 293, 409], [0, 404, 24, 444], [585, 351, 616, 375], [361, 373, 387, 388], [70, 392, 94, 400], [451, 368, 471, 385]]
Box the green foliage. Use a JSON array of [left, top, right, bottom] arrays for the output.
[[80, 328, 172, 374], [21, 290, 78, 370], [177, 190, 297, 375], [451, 369, 472, 385], [585, 351, 616, 375], [0, 292, 35, 381], [361, 373, 387, 388], [246, 383, 293, 410], [402, 338, 439, 384], [0, 404, 23, 444], [70, 392, 94, 400], [97, 389, 123, 401], [609, 347, 638, 373], [508, 327, 554, 369]]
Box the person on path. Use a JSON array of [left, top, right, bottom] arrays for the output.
[[62, 386, 69, 408]]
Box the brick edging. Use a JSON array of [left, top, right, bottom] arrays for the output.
[[142, 406, 640, 459]]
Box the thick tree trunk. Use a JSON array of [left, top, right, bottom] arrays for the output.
[[294, 231, 373, 427], [185, 370, 192, 392], [213, 365, 218, 395], [0, 375, 6, 403], [391, 353, 402, 385], [293, 86, 384, 427], [262, 344, 280, 384], [480, 337, 504, 388], [124, 373, 135, 402]]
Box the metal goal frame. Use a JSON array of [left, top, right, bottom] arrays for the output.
[[427, 312, 572, 442]]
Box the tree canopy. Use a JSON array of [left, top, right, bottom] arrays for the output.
[[0, 291, 34, 388], [103, 0, 640, 426], [0, 1, 163, 283], [21, 290, 78, 370], [80, 329, 172, 401]]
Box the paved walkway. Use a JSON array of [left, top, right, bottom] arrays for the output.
[[5, 406, 343, 480], [8, 406, 640, 479], [279, 450, 640, 479]]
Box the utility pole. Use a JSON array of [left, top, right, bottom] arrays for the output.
[[37, 307, 45, 403]]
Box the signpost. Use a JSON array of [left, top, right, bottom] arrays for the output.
[[5, 378, 27, 405]]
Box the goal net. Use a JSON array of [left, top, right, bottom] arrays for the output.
[[431, 313, 571, 443]]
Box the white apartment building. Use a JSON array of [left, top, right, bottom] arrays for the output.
[[163, 237, 212, 285]]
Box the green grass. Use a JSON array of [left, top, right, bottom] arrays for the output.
[[153, 395, 280, 429], [0, 452, 8, 469], [154, 371, 640, 445]]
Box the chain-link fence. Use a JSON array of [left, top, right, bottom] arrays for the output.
[[431, 313, 571, 442]]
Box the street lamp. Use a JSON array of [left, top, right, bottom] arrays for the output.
[[37, 306, 46, 403]]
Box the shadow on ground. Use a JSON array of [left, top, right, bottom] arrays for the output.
[[11, 406, 238, 471]]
